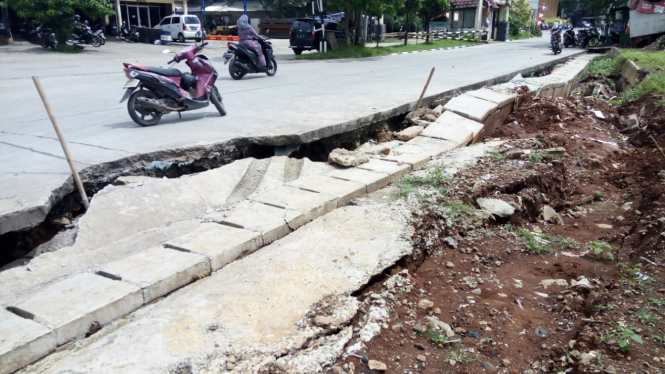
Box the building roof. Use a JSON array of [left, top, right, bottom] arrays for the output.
[[451, 0, 498, 9]]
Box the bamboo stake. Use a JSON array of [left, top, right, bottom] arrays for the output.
[[650, 135, 665, 160], [415, 67, 435, 110], [32, 76, 90, 211]]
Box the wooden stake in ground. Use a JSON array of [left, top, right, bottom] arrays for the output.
[[415, 67, 435, 110], [650, 135, 665, 160], [32, 76, 90, 211]]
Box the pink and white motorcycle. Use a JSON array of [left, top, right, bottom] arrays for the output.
[[120, 41, 226, 127]]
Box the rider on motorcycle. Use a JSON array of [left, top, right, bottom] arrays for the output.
[[72, 15, 84, 38], [237, 15, 266, 67]]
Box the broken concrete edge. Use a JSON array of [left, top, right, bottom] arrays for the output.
[[0, 53, 586, 237]]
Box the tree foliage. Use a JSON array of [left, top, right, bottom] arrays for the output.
[[419, 0, 449, 42], [261, 0, 309, 17], [401, 0, 420, 45], [508, 0, 532, 36], [2, 0, 114, 43]]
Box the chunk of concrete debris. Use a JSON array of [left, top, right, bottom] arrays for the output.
[[658, 170, 665, 181], [443, 236, 458, 249], [368, 360, 387, 371], [328, 149, 370, 167], [542, 205, 562, 224], [424, 316, 454, 337], [422, 114, 438, 122], [477, 198, 515, 218], [418, 299, 434, 309], [539, 279, 568, 289], [542, 147, 566, 155], [395, 126, 424, 141]]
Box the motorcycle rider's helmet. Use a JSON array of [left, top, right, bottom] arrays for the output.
[[84, 20, 90, 26], [74, 15, 81, 21]]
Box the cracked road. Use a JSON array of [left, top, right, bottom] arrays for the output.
[[0, 35, 582, 234]]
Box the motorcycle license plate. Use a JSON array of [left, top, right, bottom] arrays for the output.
[[223, 52, 232, 64], [123, 79, 140, 89]]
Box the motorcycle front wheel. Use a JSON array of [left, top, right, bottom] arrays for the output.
[[91, 37, 102, 47], [128, 90, 162, 127], [266, 58, 277, 76], [229, 59, 246, 80], [588, 37, 599, 47], [211, 86, 227, 116]]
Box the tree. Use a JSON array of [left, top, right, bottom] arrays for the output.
[[419, 0, 449, 43], [261, 0, 308, 17], [508, 0, 532, 36], [362, 0, 402, 46], [402, 0, 420, 45], [2, 0, 114, 45]]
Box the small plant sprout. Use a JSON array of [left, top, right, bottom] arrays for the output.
[[585, 241, 614, 260]]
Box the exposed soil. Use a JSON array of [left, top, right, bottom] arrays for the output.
[[331, 93, 665, 374]]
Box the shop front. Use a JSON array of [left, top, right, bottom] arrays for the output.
[[113, 0, 174, 28]]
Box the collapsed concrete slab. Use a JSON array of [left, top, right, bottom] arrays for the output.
[[20, 204, 413, 374], [404, 136, 459, 154], [287, 174, 366, 207], [251, 186, 337, 227], [465, 88, 516, 107], [324, 167, 391, 194], [10, 273, 143, 346], [356, 159, 411, 182], [443, 94, 498, 122], [97, 246, 210, 303], [372, 152, 431, 169], [0, 309, 56, 374], [422, 111, 483, 145]]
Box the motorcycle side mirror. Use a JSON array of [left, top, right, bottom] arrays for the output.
[[162, 49, 171, 54]]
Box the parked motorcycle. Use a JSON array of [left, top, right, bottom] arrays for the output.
[[92, 24, 107, 45], [120, 42, 226, 127], [577, 27, 600, 48], [550, 28, 563, 55], [223, 37, 277, 80], [563, 29, 579, 48], [119, 21, 139, 43]]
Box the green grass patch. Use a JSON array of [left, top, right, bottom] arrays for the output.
[[621, 72, 665, 104], [516, 229, 577, 255], [485, 151, 506, 161], [295, 39, 480, 60], [396, 165, 449, 198], [588, 56, 620, 76]]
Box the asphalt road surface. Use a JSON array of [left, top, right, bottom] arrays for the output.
[[0, 35, 583, 234]]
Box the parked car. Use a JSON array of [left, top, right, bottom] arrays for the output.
[[155, 15, 202, 43], [289, 17, 341, 55]]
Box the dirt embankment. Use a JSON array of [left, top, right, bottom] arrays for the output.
[[331, 92, 665, 374]]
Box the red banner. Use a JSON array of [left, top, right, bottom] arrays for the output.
[[631, 0, 665, 13]]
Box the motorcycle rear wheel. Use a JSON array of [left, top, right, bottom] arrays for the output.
[[211, 86, 227, 116], [588, 37, 599, 47], [128, 90, 162, 127], [229, 59, 245, 80]]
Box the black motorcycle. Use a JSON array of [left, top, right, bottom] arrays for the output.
[[69, 24, 102, 47], [119, 21, 139, 43], [37, 26, 56, 50], [578, 27, 600, 48], [223, 37, 277, 80], [563, 29, 579, 48], [550, 28, 563, 55]]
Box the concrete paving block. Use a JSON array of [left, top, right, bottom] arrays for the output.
[[405, 136, 459, 154], [0, 309, 56, 374], [481, 103, 512, 139], [206, 201, 298, 245], [183, 158, 254, 209], [287, 175, 366, 207], [443, 94, 498, 122], [392, 143, 441, 157], [372, 152, 431, 169], [251, 186, 337, 227], [98, 246, 210, 303], [356, 159, 411, 182], [422, 111, 482, 145], [11, 273, 142, 345], [465, 88, 515, 107], [324, 167, 391, 194]]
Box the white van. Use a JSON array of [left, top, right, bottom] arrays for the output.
[[156, 15, 202, 42]]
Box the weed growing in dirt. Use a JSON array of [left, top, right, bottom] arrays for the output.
[[618, 263, 653, 291], [593, 191, 605, 201], [648, 297, 665, 306], [585, 241, 614, 261], [396, 175, 425, 198], [417, 327, 449, 345], [622, 73, 665, 105], [637, 310, 659, 326], [654, 334, 665, 345], [594, 304, 612, 312], [485, 151, 505, 161], [446, 350, 476, 365], [443, 200, 478, 221], [601, 325, 643, 352], [529, 152, 543, 163], [591, 352, 603, 366], [516, 229, 577, 255]]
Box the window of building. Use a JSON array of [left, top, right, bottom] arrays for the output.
[[451, 9, 476, 28]]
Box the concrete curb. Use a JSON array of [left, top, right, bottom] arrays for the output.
[[388, 44, 478, 56]]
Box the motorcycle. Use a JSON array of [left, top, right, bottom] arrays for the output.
[[563, 29, 579, 48], [93, 24, 107, 45], [550, 28, 563, 55], [37, 26, 56, 50], [577, 27, 600, 48], [223, 37, 277, 80], [120, 42, 226, 127], [69, 24, 103, 47], [119, 21, 139, 43]]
